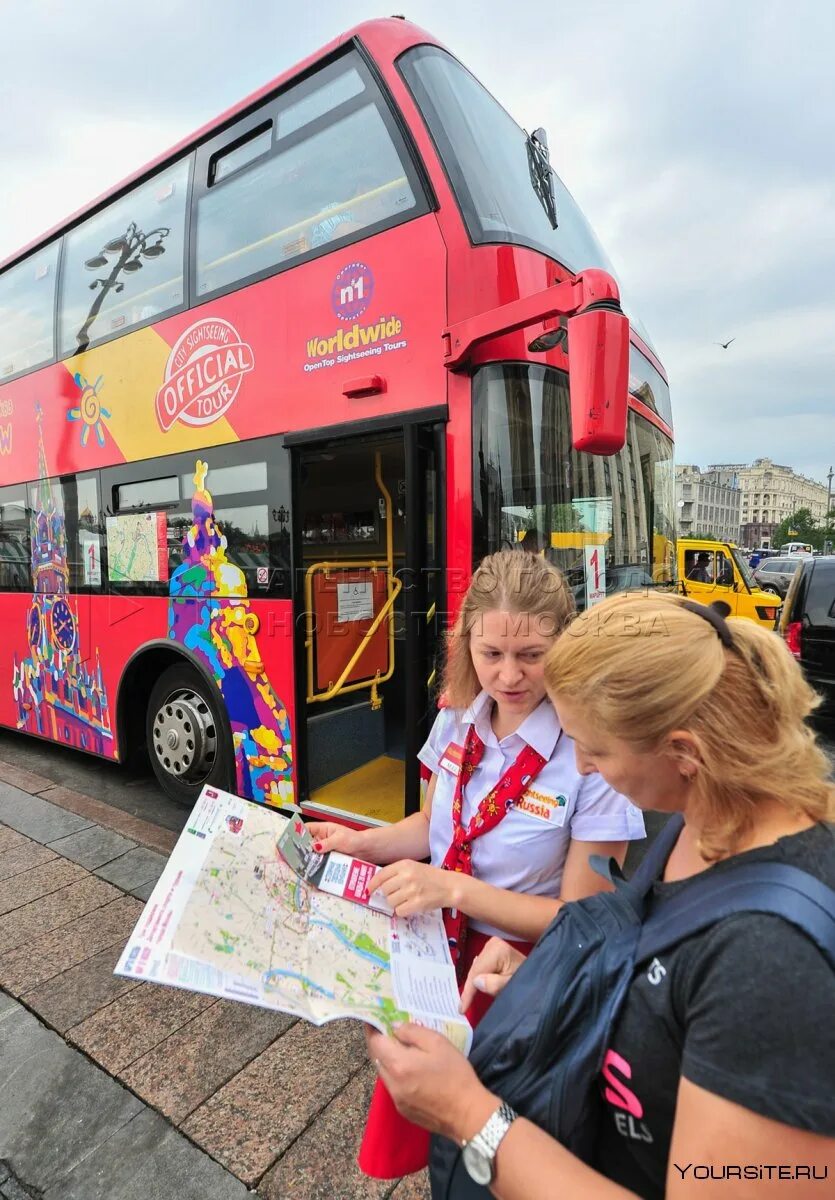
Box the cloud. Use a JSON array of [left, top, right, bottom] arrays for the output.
[[1, 0, 833, 484]]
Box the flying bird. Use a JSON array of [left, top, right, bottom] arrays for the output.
[[715, 338, 736, 349]]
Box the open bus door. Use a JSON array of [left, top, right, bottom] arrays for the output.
[[289, 418, 443, 826]]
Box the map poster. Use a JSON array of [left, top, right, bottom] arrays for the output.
[[114, 785, 473, 1052], [106, 511, 169, 583]]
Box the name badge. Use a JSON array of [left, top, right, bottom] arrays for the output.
[[439, 741, 465, 777], [515, 789, 569, 827]]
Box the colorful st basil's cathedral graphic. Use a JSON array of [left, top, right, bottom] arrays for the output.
[[12, 405, 112, 751], [168, 461, 293, 807]]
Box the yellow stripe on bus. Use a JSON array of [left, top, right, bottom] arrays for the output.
[[62, 327, 239, 462]]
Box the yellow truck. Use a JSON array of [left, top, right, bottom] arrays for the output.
[[677, 538, 782, 627]]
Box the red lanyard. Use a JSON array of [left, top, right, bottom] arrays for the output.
[[440, 718, 549, 969]]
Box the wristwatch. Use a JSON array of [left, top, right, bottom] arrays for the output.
[[461, 1101, 518, 1185]]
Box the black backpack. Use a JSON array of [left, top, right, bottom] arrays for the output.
[[429, 815, 835, 1199]]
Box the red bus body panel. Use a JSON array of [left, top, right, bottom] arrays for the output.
[[0, 17, 670, 811]]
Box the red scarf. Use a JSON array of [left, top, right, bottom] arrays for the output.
[[440, 720, 548, 973]]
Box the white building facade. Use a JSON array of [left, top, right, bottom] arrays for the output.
[[709, 459, 829, 548], [676, 464, 742, 542]]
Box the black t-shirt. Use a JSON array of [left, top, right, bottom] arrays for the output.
[[593, 822, 835, 1199]]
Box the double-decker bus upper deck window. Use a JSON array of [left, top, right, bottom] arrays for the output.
[[194, 56, 421, 297], [629, 345, 673, 428], [399, 45, 612, 273], [58, 158, 190, 357], [0, 242, 60, 380], [212, 125, 272, 185], [472, 363, 676, 608]]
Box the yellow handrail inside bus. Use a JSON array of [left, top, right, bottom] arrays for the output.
[[305, 451, 399, 709], [305, 563, 402, 707]]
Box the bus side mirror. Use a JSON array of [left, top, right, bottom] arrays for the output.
[[568, 302, 630, 455]]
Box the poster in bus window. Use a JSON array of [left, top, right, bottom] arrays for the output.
[[106, 511, 169, 583], [79, 531, 102, 586], [576, 497, 612, 609]]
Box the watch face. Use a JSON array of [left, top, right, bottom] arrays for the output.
[[462, 1141, 493, 1186]]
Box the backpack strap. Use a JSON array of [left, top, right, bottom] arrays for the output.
[[636, 860, 835, 968], [588, 815, 685, 920], [627, 813, 685, 897]]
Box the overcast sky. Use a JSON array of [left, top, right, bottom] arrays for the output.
[[2, 0, 833, 487]]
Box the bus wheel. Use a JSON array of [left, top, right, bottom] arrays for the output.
[[146, 664, 232, 806]]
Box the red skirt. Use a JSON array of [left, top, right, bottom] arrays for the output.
[[357, 930, 533, 1180]]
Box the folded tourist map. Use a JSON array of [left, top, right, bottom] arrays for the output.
[[114, 785, 473, 1051]]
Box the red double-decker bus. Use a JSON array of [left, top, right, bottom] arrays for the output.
[[0, 18, 673, 827]]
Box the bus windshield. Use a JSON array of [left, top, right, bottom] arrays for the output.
[[472, 364, 676, 608], [400, 45, 612, 274]]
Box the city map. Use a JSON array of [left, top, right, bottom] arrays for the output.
[[105, 512, 168, 583], [115, 786, 472, 1050]]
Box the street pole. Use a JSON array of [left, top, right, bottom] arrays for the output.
[[827, 466, 833, 555]]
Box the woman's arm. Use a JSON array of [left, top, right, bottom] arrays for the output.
[[559, 837, 628, 900], [453, 837, 626, 940], [369, 1027, 835, 1200], [368, 1024, 637, 1199], [306, 774, 437, 864], [371, 837, 629, 942], [666, 1077, 835, 1197]]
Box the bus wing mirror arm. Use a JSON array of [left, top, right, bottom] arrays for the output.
[[442, 268, 620, 370], [443, 268, 631, 457]]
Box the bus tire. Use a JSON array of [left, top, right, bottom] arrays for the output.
[[146, 663, 233, 806]]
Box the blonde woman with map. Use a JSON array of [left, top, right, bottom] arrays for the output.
[[307, 549, 645, 1178]]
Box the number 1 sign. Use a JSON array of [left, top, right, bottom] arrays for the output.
[[584, 543, 606, 608]]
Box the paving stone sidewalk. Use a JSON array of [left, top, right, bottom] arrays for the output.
[[0, 768, 429, 1200]]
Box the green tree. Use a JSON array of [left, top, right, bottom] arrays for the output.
[[772, 508, 823, 551]]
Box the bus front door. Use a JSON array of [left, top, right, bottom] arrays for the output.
[[292, 423, 443, 827]]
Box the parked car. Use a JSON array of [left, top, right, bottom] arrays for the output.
[[752, 556, 806, 599], [779, 556, 835, 719]]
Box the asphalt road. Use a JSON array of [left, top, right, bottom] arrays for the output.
[[0, 720, 832, 842]]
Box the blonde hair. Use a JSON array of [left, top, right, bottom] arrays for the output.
[[544, 592, 835, 861], [443, 550, 574, 710]]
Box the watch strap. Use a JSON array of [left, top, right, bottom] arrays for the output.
[[467, 1100, 517, 1161]]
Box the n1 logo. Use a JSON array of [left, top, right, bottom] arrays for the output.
[[331, 262, 374, 321]]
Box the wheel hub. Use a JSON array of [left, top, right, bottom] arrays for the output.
[[152, 688, 217, 782]]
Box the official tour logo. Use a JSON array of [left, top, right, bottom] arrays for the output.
[[155, 317, 254, 432]]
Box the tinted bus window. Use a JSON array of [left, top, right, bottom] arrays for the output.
[[473, 363, 676, 604], [26, 473, 102, 592], [0, 242, 60, 380], [59, 158, 190, 356], [101, 439, 291, 597], [0, 485, 31, 591], [400, 45, 611, 273], [195, 57, 420, 297], [629, 345, 672, 428]]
